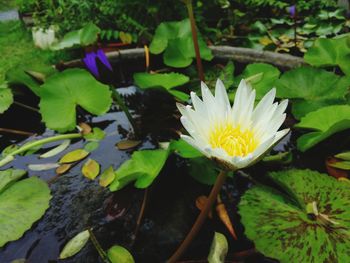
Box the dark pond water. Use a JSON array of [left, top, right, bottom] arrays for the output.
[[0, 65, 348, 263]]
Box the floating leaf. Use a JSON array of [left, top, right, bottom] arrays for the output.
[[335, 151, 350, 161], [84, 127, 106, 141], [238, 169, 350, 263], [304, 34, 350, 75], [78, 122, 92, 135], [329, 161, 350, 170], [28, 163, 60, 171], [99, 166, 115, 187], [56, 163, 73, 175], [275, 67, 350, 119], [207, 232, 228, 263], [109, 149, 169, 191], [107, 245, 135, 263], [39, 69, 112, 132], [116, 140, 141, 150], [133, 72, 190, 101], [0, 177, 51, 247], [0, 155, 14, 167], [237, 63, 280, 99], [59, 149, 89, 164], [170, 139, 202, 158], [149, 19, 213, 68], [0, 84, 13, 114], [0, 169, 26, 193], [84, 141, 100, 152], [59, 230, 90, 259], [39, 140, 70, 159], [82, 159, 100, 180], [295, 105, 350, 151]]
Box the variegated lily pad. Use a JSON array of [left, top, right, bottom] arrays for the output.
[[238, 169, 350, 263]]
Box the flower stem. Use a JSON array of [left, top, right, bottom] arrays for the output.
[[167, 169, 228, 263], [183, 0, 205, 82], [109, 85, 137, 133]]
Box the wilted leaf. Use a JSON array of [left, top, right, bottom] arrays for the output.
[[216, 198, 237, 240], [109, 149, 169, 191], [116, 140, 141, 150], [0, 177, 51, 247], [107, 245, 135, 263], [59, 230, 90, 259], [28, 163, 60, 171], [56, 163, 73, 175], [39, 69, 112, 132], [238, 169, 350, 263], [119, 32, 132, 44], [326, 157, 348, 178], [59, 149, 89, 164], [82, 159, 100, 180], [99, 166, 115, 187], [207, 232, 228, 263], [195, 195, 212, 218], [39, 140, 70, 158], [295, 105, 350, 151], [0, 169, 26, 193], [78, 123, 92, 135]]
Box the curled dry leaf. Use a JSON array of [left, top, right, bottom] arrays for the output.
[[59, 230, 90, 259], [325, 157, 348, 179], [216, 197, 238, 240], [82, 159, 100, 180], [59, 149, 89, 164], [99, 166, 115, 187], [207, 232, 228, 263], [78, 122, 92, 135], [116, 140, 141, 150], [195, 195, 212, 218], [39, 140, 70, 159], [56, 163, 73, 175]]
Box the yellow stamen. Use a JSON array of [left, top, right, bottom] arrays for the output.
[[209, 123, 258, 157]]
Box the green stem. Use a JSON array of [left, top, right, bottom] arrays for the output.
[[167, 169, 228, 263], [183, 0, 205, 82], [0, 133, 82, 168], [88, 228, 110, 263], [109, 86, 137, 133]]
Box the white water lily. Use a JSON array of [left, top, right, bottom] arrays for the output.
[[177, 79, 289, 170]]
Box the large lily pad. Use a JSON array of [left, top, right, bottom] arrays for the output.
[[275, 66, 350, 119], [0, 83, 13, 113], [149, 19, 213, 68], [304, 34, 350, 75], [109, 149, 169, 191], [133, 72, 190, 101], [238, 169, 350, 263], [0, 177, 51, 247], [295, 105, 350, 151], [39, 69, 112, 132]]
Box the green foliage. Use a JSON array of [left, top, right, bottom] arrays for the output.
[[0, 176, 51, 247], [170, 139, 202, 159], [0, 83, 13, 114], [39, 69, 112, 132], [189, 157, 219, 185], [237, 63, 280, 99], [0, 169, 26, 193], [133, 72, 190, 101], [109, 149, 169, 191], [107, 245, 135, 263], [59, 230, 90, 259], [304, 34, 350, 75], [207, 232, 228, 263], [295, 105, 350, 151], [275, 66, 350, 119], [239, 169, 350, 263], [150, 19, 213, 68]]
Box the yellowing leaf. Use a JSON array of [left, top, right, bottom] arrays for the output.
[[119, 32, 132, 44], [207, 232, 228, 263], [116, 140, 141, 150], [56, 163, 73, 175], [82, 159, 100, 180], [99, 166, 115, 187], [59, 230, 90, 259], [59, 149, 89, 164]]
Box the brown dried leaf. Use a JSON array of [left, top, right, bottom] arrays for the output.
[[78, 122, 92, 135], [195, 195, 212, 218], [216, 198, 238, 240], [56, 163, 73, 175], [326, 157, 348, 179], [116, 140, 141, 150]]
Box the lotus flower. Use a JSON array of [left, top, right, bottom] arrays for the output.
[[83, 49, 113, 78], [177, 79, 289, 170]]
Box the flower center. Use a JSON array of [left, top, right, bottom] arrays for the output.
[[209, 124, 258, 157]]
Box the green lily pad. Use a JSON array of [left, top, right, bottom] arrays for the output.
[[238, 169, 350, 263], [0, 83, 13, 113], [0, 177, 51, 247], [170, 139, 202, 159], [275, 66, 350, 119], [295, 105, 350, 151], [107, 245, 135, 263], [304, 34, 350, 75], [237, 63, 280, 99], [133, 72, 190, 101], [149, 19, 213, 68], [0, 169, 26, 193], [109, 149, 169, 191], [39, 69, 112, 132]]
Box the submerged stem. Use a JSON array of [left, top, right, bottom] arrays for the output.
[[167, 169, 228, 263], [109, 85, 137, 133], [183, 0, 205, 82]]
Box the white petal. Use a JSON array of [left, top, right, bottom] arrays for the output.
[[230, 154, 254, 169], [180, 135, 210, 158], [252, 135, 276, 160], [252, 88, 276, 123], [215, 79, 231, 113], [272, 129, 290, 144]]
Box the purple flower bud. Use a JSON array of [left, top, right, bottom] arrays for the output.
[[83, 49, 113, 78], [289, 5, 296, 17]]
